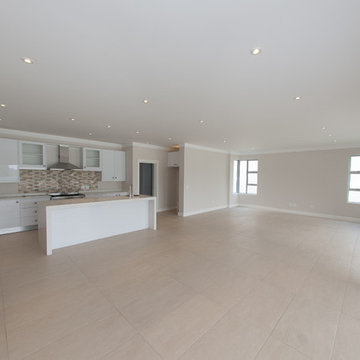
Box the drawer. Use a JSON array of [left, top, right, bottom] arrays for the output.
[[21, 215, 38, 226], [20, 207, 38, 217]]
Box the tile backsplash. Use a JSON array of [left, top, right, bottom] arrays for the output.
[[19, 170, 101, 193]]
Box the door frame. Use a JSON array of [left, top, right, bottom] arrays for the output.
[[137, 159, 158, 199]]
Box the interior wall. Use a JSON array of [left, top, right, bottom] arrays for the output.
[[131, 144, 178, 212], [231, 147, 360, 219], [180, 145, 229, 216]]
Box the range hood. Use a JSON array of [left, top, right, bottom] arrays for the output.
[[49, 145, 81, 170]]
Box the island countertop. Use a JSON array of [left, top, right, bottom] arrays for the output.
[[39, 194, 154, 207]]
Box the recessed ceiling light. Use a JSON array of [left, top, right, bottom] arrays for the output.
[[168, 137, 172, 141], [223, 140, 227, 143], [88, 132, 92, 136], [21, 57, 34, 64], [199, 120, 205, 124], [71, 118, 76, 121], [0, 118, 2, 121], [322, 126, 326, 130], [135, 130, 140, 134], [333, 139, 337, 143], [0, 104, 6, 108], [251, 48, 262, 55], [294, 96, 301, 100], [328, 134, 332, 137], [106, 125, 111, 128], [143, 99, 149, 104]]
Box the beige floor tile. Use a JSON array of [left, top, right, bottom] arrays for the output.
[[23, 314, 136, 360], [255, 336, 310, 360], [6, 289, 118, 360], [332, 314, 360, 360], [0, 310, 8, 360], [180, 283, 292, 360], [273, 296, 340, 359], [263, 262, 311, 294], [142, 294, 225, 360], [100, 334, 161, 360], [342, 282, 360, 320], [110, 275, 194, 329]]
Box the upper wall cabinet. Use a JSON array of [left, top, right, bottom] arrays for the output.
[[0, 138, 19, 182], [83, 148, 102, 171], [102, 150, 126, 181], [168, 151, 180, 167], [19, 141, 47, 170]]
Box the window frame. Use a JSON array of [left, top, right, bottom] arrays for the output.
[[348, 155, 360, 204], [233, 159, 258, 195]]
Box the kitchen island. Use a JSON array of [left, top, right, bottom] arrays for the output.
[[38, 195, 156, 255]]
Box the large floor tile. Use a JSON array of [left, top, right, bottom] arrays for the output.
[[100, 334, 161, 360], [0, 310, 8, 360], [180, 283, 292, 360], [142, 294, 225, 360], [23, 314, 136, 360], [332, 313, 360, 360], [273, 296, 340, 359], [255, 336, 310, 360]]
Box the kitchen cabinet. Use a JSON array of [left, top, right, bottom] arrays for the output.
[[168, 151, 180, 167], [19, 141, 47, 169], [19, 197, 49, 227], [102, 149, 126, 181], [0, 199, 20, 230], [0, 138, 19, 182], [83, 148, 102, 171]]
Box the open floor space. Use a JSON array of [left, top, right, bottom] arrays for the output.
[[1, 208, 360, 360]]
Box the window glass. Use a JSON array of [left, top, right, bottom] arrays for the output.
[[247, 185, 257, 194], [233, 161, 238, 193], [248, 160, 258, 172], [248, 173, 258, 185], [239, 161, 247, 193], [350, 174, 360, 189], [350, 156, 360, 172], [348, 191, 360, 203]]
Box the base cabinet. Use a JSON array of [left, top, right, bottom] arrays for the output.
[[0, 199, 20, 229]]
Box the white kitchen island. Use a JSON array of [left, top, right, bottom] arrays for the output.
[[38, 195, 156, 255]]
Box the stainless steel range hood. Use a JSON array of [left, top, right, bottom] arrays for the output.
[[48, 145, 81, 170]]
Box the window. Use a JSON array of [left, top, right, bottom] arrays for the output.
[[233, 160, 258, 194], [348, 156, 360, 203]]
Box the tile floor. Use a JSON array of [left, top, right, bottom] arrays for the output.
[[0, 207, 359, 360]]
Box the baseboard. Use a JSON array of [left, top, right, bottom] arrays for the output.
[[182, 205, 228, 217], [228, 204, 239, 208], [157, 207, 177, 213], [239, 204, 360, 223]]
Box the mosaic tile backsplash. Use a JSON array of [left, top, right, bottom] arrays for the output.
[[19, 170, 101, 193]]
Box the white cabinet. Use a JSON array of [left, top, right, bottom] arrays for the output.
[[19, 141, 47, 169], [102, 150, 126, 181], [168, 151, 180, 167], [0, 138, 19, 182], [83, 148, 102, 171], [19, 196, 50, 227], [0, 199, 20, 229]]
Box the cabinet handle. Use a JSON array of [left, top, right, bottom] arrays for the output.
[[35, 211, 37, 214], [35, 219, 38, 222], [16, 201, 19, 203]]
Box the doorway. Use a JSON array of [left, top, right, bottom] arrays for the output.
[[139, 162, 154, 196]]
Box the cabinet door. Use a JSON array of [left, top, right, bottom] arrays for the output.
[[19, 141, 46, 169], [101, 149, 115, 181], [83, 148, 102, 171], [0, 199, 20, 228], [114, 151, 126, 181], [0, 138, 19, 182], [168, 151, 180, 167]]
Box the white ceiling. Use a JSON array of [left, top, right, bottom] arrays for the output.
[[0, 0, 359, 153]]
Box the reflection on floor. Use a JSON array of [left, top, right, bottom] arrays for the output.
[[0, 207, 359, 360]]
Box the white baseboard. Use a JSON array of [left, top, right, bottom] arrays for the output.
[[157, 207, 177, 213], [228, 203, 239, 208], [181, 205, 228, 217], [239, 204, 360, 223]]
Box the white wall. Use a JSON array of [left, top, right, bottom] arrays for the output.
[[180, 144, 229, 216], [131, 144, 178, 212], [231, 148, 360, 220]]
